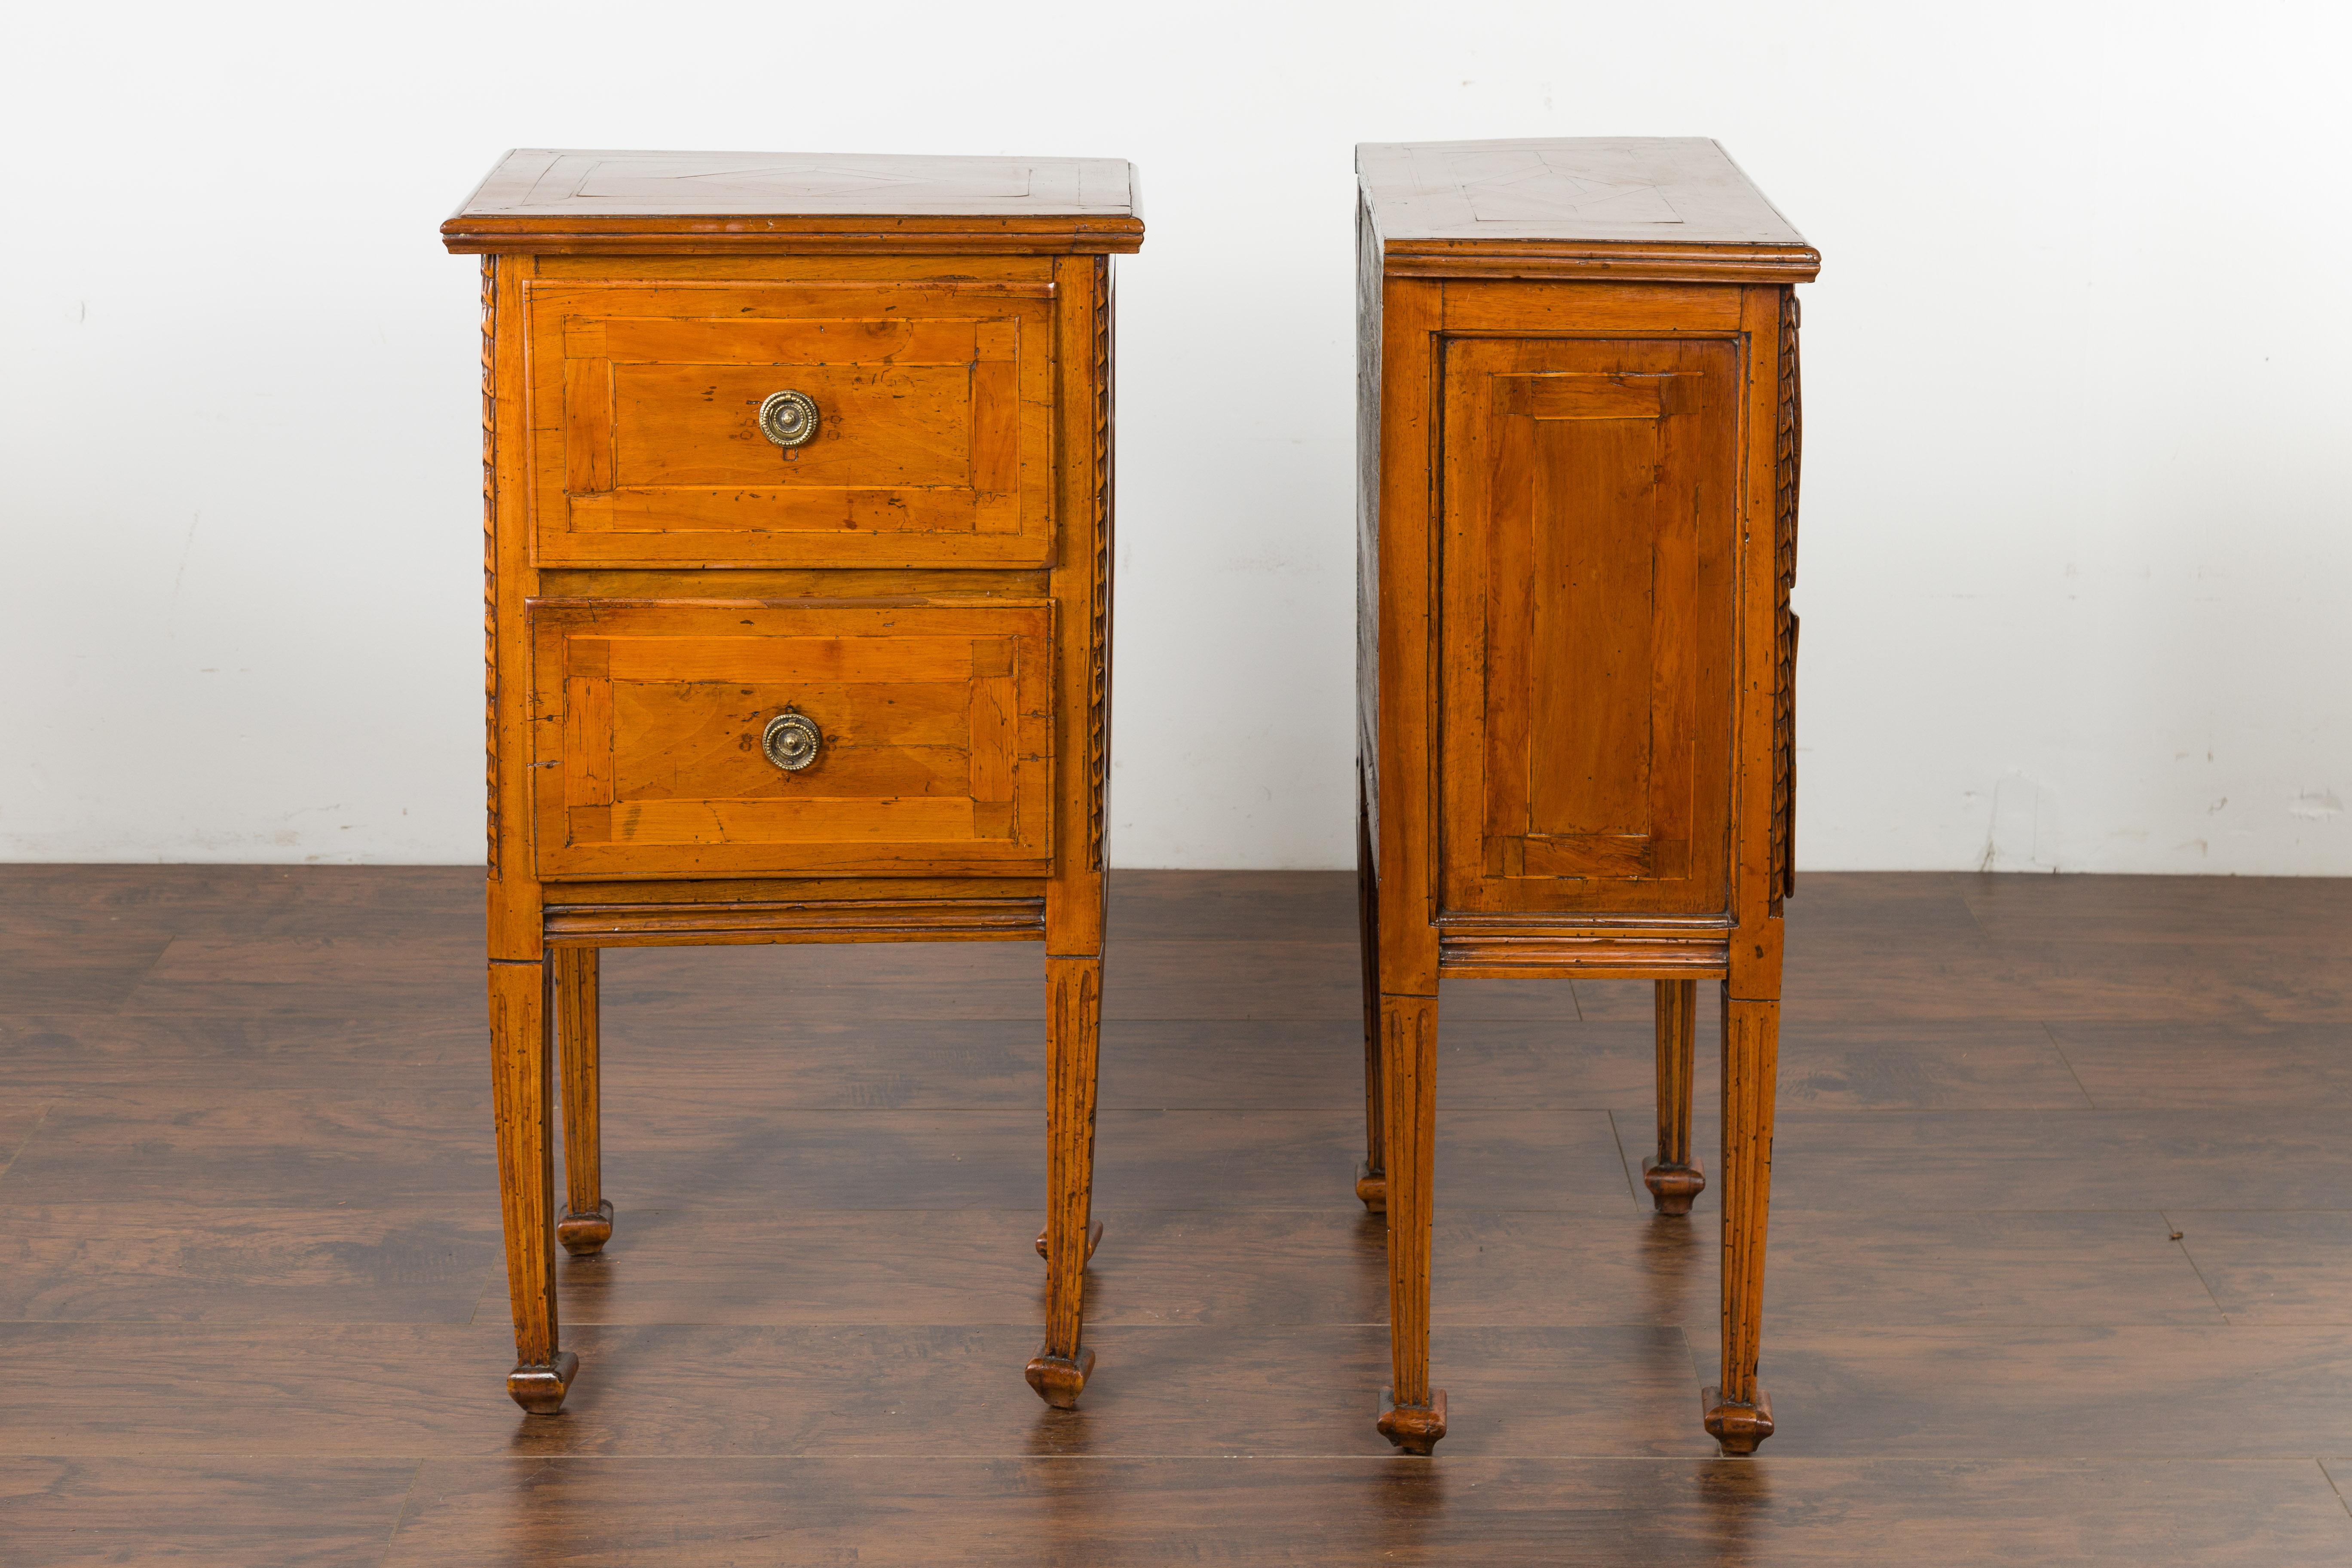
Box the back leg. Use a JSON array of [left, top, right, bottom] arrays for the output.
[[1642, 979, 1706, 1216], [1355, 775, 1387, 1211], [555, 947, 613, 1255]]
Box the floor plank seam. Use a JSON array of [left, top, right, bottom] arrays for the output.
[[1600, 1108, 1639, 1202], [374, 1457, 426, 1567], [0, 1099, 53, 1189], [111, 941, 181, 1018], [2159, 1205, 2237, 1323], [2038, 1020, 2100, 1109], [2317, 1458, 2352, 1522]]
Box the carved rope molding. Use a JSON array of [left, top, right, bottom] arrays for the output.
[[1769, 288, 1801, 910], [1087, 256, 1112, 871], [481, 257, 499, 879]]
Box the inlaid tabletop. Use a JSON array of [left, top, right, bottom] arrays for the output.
[[444, 149, 1142, 254], [1357, 137, 1805, 246]]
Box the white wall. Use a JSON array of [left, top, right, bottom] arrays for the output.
[[1, 0, 2344, 872]]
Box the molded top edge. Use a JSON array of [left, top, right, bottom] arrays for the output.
[[444, 149, 1144, 252]]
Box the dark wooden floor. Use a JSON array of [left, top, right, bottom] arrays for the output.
[[3, 868, 2352, 1563]]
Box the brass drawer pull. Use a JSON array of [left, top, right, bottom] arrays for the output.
[[756, 390, 820, 449], [761, 710, 821, 772]]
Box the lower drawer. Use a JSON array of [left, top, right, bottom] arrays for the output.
[[528, 600, 1053, 879]]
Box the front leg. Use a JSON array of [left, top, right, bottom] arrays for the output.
[[488, 958, 575, 1413], [1705, 990, 1780, 1454], [1026, 954, 1103, 1408], [1375, 990, 1446, 1455], [554, 947, 613, 1255]]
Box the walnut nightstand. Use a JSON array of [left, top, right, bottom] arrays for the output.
[[444, 149, 1141, 1415], [1353, 138, 1817, 1455]]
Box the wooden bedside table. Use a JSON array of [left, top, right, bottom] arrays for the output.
[[1353, 138, 1818, 1455], [443, 150, 1142, 1415]]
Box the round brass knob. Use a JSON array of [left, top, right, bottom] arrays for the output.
[[757, 390, 820, 449], [761, 710, 821, 772]]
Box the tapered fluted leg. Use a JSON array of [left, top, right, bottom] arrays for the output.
[[1026, 955, 1102, 1408], [554, 948, 612, 1256], [1376, 991, 1446, 1454], [489, 958, 575, 1414], [1355, 780, 1387, 1212], [1705, 991, 1780, 1454], [1642, 979, 1706, 1215]]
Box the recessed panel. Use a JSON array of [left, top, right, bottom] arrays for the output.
[[528, 283, 1054, 567], [531, 602, 1053, 879], [1439, 337, 1739, 916]]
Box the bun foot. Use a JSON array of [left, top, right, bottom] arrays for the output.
[[1355, 1161, 1387, 1212], [1033, 1218, 1104, 1262], [1377, 1387, 1447, 1455], [1703, 1386, 1775, 1455], [557, 1199, 614, 1256], [1024, 1347, 1095, 1409], [507, 1351, 579, 1415], [1642, 1157, 1706, 1216]]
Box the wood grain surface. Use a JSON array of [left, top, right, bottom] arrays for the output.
[[1, 867, 2350, 1563], [442, 150, 1145, 257], [465, 208, 1130, 1419], [526, 283, 1060, 570], [1359, 153, 1809, 1451], [527, 602, 1055, 879], [1358, 139, 1819, 284]]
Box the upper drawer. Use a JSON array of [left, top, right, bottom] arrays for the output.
[[526, 282, 1056, 568], [530, 600, 1054, 879]]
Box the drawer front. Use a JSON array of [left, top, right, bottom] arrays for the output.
[[1438, 337, 1740, 917], [531, 602, 1053, 879], [528, 282, 1055, 568]]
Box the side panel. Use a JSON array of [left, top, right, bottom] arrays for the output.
[[1438, 335, 1740, 917]]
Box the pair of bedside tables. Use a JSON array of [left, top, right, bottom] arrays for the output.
[[443, 139, 1817, 1455]]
